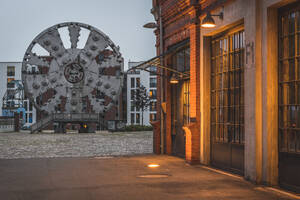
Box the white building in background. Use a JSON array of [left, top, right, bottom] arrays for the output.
[[126, 61, 157, 126], [0, 62, 36, 127]]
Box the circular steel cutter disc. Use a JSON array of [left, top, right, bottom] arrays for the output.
[[22, 22, 124, 114]]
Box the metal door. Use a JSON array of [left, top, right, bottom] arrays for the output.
[[278, 4, 300, 193], [210, 28, 245, 175]]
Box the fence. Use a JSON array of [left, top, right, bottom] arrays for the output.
[[0, 117, 15, 132]]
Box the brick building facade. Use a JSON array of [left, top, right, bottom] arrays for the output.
[[150, 0, 300, 193]]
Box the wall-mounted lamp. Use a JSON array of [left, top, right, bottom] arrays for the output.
[[201, 9, 224, 28], [143, 22, 158, 29], [170, 73, 179, 84]]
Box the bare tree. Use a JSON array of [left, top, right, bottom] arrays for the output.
[[132, 84, 152, 126]]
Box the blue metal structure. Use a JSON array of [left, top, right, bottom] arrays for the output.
[[2, 80, 26, 125]]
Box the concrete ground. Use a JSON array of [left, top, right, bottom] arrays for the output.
[[0, 155, 296, 200]]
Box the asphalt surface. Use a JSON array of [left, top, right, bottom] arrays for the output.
[[0, 155, 296, 200]]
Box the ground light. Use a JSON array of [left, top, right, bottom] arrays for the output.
[[147, 163, 160, 168]]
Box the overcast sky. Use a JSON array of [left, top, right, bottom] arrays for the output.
[[0, 0, 156, 70]]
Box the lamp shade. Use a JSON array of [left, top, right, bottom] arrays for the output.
[[201, 12, 216, 28], [143, 22, 158, 29], [170, 73, 179, 84]]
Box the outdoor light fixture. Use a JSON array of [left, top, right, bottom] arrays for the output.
[[201, 9, 224, 28], [147, 163, 160, 168], [170, 73, 179, 84], [143, 22, 158, 29]]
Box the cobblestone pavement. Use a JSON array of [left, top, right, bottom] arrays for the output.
[[0, 131, 153, 159]]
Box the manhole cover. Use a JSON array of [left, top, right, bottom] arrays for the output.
[[138, 174, 170, 178]]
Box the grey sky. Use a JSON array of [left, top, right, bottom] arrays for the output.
[[0, 0, 156, 70]]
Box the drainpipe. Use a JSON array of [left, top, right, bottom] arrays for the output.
[[158, 6, 164, 154]]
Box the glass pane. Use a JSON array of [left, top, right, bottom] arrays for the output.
[[282, 15, 289, 37], [297, 106, 300, 128], [279, 106, 284, 128], [185, 48, 190, 71], [289, 35, 295, 57], [289, 60, 295, 81], [224, 55, 228, 71], [211, 108, 216, 123], [298, 58, 300, 80], [289, 106, 297, 126], [289, 12, 296, 33], [288, 84, 295, 104], [297, 33, 300, 55], [297, 11, 300, 31], [288, 131, 296, 152], [296, 130, 300, 153], [211, 76, 216, 90], [223, 107, 228, 122], [279, 61, 289, 82], [211, 92, 216, 107], [212, 59, 216, 74], [240, 125, 245, 143], [280, 129, 288, 152], [216, 124, 220, 141], [283, 37, 289, 59], [223, 125, 228, 142]]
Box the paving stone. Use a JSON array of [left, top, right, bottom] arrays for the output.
[[0, 131, 153, 159]]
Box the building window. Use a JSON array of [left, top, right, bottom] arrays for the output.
[[136, 78, 140, 88], [131, 78, 135, 88], [7, 66, 15, 76], [278, 7, 300, 153], [131, 102, 135, 111], [211, 29, 245, 144], [150, 113, 157, 121], [136, 113, 140, 124], [150, 66, 157, 76], [136, 105, 140, 111], [150, 78, 157, 88], [7, 78, 15, 88], [131, 90, 135, 100], [149, 89, 157, 99], [172, 47, 190, 72], [29, 113, 33, 123], [183, 80, 190, 125], [150, 101, 157, 111], [131, 113, 135, 124], [24, 101, 28, 111], [29, 101, 33, 111]]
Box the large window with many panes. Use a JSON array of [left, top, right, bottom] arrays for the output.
[[211, 28, 245, 144], [279, 6, 300, 153]]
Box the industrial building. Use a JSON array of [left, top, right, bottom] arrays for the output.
[[138, 0, 300, 193]]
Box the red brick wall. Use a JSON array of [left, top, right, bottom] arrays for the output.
[[154, 0, 212, 159]]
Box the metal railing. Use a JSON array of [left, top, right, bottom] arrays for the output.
[[30, 114, 53, 133], [30, 113, 101, 133], [52, 113, 99, 122]]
